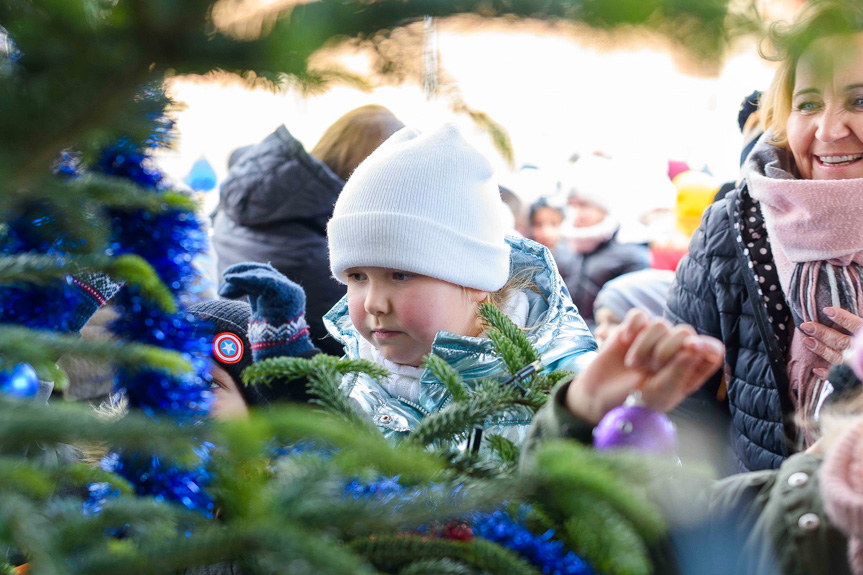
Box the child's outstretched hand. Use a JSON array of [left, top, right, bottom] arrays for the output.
[[566, 309, 725, 424], [219, 262, 315, 360]]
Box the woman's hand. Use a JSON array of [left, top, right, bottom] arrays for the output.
[[800, 307, 863, 379], [566, 309, 725, 424]]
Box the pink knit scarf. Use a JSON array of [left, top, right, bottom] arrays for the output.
[[749, 169, 863, 435], [821, 416, 863, 574]]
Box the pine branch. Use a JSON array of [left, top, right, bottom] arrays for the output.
[[437, 450, 505, 479], [530, 441, 666, 542], [479, 303, 538, 371], [486, 330, 527, 376], [0, 253, 175, 313], [407, 384, 520, 448], [0, 399, 202, 464], [399, 558, 475, 575], [0, 494, 63, 575], [0, 178, 197, 246], [541, 370, 575, 389], [307, 366, 378, 432], [243, 354, 388, 387], [0, 325, 191, 374], [423, 354, 469, 403], [484, 434, 520, 466], [219, 407, 445, 483], [563, 504, 652, 575], [352, 535, 543, 575], [0, 458, 55, 499]]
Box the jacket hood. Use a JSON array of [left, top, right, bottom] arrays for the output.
[[218, 125, 345, 229]]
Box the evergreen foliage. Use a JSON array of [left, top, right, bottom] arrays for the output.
[[0, 0, 745, 572]]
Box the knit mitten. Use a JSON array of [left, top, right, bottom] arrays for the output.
[[218, 262, 314, 360], [67, 272, 124, 332]]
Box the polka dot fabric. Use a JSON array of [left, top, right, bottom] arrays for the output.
[[734, 188, 792, 357]]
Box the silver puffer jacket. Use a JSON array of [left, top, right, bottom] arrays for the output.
[[322, 236, 597, 448]]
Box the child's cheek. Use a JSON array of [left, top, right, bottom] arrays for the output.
[[398, 305, 441, 350]]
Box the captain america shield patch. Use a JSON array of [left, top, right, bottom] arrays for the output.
[[213, 332, 243, 364]]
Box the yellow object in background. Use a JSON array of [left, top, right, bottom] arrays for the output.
[[673, 170, 719, 237]]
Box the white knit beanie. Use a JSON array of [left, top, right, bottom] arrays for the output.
[[327, 124, 511, 292]]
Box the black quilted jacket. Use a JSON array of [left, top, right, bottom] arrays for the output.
[[666, 186, 795, 473], [211, 126, 347, 357]]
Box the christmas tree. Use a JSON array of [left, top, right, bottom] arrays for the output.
[[0, 1, 752, 573]]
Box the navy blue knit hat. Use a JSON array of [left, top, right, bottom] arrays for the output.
[[737, 90, 761, 133], [188, 299, 269, 407]]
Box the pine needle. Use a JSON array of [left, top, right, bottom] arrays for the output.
[[484, 434, 520, 466], [423, 354, 469, 403]]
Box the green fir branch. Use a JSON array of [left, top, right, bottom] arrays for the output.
[[423, 354, 469, 403], [0, 253, 175, 313], [563, 507, 653, 575], [0, 494, 63, 575], [307, 366, 377, 432], [0, 399, 202, 465], [484, 434, 520, 466], [399, 558, 475, 575], [218, 407, 445, 482], [243, 354, 389, 388], [530, 441, 666, 542], [543, 370, 576, 389], [0, 459, 56, 499], [352, 535, 543, 575], [407, 384, 520, 447], [479, 303, 539, 370], [0, 325, 190, 375], [486, 330, 528, 376]]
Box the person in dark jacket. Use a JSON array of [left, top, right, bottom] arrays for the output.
[[211, 105, 404, 357], [559, 154, 651, 329], [666, 0, 863, 473], [523, 358, 861, 575]]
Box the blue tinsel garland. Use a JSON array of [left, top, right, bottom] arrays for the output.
[[91, 137, 215, 515], [345, 474, 593, 575], [0, 209, 89, 333], [473, 508, 594, 575]]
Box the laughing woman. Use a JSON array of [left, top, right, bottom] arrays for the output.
[[667, 0, 863, 473]]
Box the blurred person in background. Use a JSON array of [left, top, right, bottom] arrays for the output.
[[666, 0, 863, 473], [528, 196, 579, 291], [525, 307, 863, 574], [647, 169, 720, 271], [592, 268, 676, 347], [211, 105, 404, 356], [559, 153, 651, 329], [715, 90, 765, 202], [499, 185, 528, 236]]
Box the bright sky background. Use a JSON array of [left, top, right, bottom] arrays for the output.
[[157, 20, 777, 215]]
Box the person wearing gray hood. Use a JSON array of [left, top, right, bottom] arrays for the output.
[[212, 105, 404, 357]]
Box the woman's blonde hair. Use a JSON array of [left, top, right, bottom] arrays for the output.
[[760, 0, 863, 147], [310, 105, 404, 182]]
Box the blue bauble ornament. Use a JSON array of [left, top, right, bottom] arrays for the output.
[[0, 362, 40, 399], [593, 392, 677, 455]]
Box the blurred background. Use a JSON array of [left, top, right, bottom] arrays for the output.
[[159, 0, 803, 207]]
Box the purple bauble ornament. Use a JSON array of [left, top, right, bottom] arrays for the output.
[[593, 393, 677, 455], [0, 362, 40, 399]]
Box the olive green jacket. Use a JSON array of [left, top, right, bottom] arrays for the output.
[[523, 379, 851, 575]]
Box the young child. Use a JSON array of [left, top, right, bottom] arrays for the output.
[[592, 269, 676, 348], [189, 278, 320, 419], [322, 124, 722, 449]]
